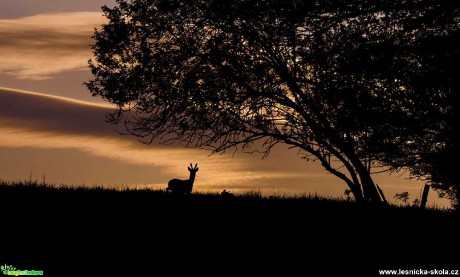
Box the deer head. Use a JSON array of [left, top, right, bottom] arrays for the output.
[[188, 163, 199, 174]]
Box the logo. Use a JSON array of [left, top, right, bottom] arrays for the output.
[[1, 264, 43, 276]]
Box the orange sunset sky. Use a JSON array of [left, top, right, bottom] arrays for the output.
[[0, 0, 446, 206]]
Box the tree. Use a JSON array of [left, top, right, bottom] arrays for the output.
[[86, 0, 458, 203], [343, 0, 460, 207], [379, 8, 460, 208]]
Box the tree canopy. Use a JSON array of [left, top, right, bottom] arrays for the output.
[[382, 18, 460, 207], [87, 0, 459, 204]]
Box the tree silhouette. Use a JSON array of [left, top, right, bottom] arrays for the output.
[[377, 8, 460, 208], [338, 0, 460, 207], [87, 0, 458, 203]]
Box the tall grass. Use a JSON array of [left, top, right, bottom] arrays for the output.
[[0, 178, 453, 213]]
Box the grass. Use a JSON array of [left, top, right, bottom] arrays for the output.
[[1, 180, 458, 276], [0, 179, 453, 212]]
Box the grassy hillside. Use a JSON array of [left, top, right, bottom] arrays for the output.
[[1, 180, 458, 276]]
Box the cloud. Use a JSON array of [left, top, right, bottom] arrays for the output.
[[0, 87, 314, 191], [0, 0, 116, 19], [0, 12, 106, 80], [0, 86, 114, 135], [0, 87, 436, 204]]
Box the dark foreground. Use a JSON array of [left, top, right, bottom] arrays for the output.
[[1, 182, 459, 276]]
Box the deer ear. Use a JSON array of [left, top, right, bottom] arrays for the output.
[[195, 163, 198, 169]]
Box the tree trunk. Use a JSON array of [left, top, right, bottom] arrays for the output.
[[350, 183, 364, 203], [361, 174, 383, 203], [376, 184, 388, 204], [355, 164, 383, 203], [341, 153, 383, 203]]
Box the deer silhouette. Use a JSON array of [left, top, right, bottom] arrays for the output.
[[167, 163, 199, 194]]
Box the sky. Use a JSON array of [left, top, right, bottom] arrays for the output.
[[0, 1, 447, 206]]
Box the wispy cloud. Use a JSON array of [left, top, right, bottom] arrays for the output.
[[0, 0, 116, 19], [0, 87, 431, 202], [0, 12, 105, 80], [0, 125, 310, 192], [0, 87, 314, 191]]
